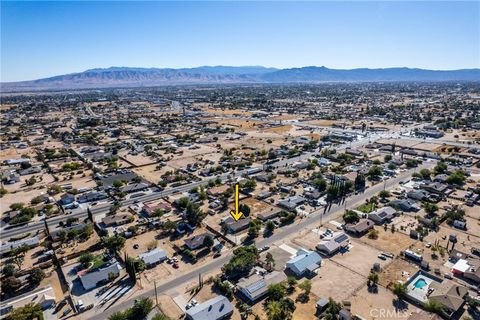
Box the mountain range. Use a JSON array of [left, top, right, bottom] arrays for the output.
[[2, 66, 479, 92]]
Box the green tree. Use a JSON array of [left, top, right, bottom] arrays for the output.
[[392, 282, 407, 298], [203, 235, 214, 249], [185, 202, 206, 226], [79, 252, 94, 267], [423, 202, 439, 215], [367, 271, 379, 287], [343, 210, 360, 224], [323, 298, 342, 320], [378, 190, 390, 199], [103, 235, 126, 253], [298, 279, 312, 295], [2, 264, 16, 277], [265, 252, 275, 270], [5, 303, 43, 320], [2, 276, 21, 294], [28, 268, 45, 286], [9, 203, 24, 211], [424, 299, 446, 317], [223, 246, 259, 278], [267, 283, 287, 301], [265, 220, 275, 233], [433, 162, 447, 174], [419, 168, 431, 180], [368, 165, 382, 179]]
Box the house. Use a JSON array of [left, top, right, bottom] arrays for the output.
[[184, 233, 213, 251], [0, 236, 39, 255], [368, 206, 396, 224], [316, 232, 349, 255], [223, 217, 251, 234], [237, 271, 287, 303], [19, 166, 42, 176], [207, 185, 230, 196], [407, 190, 429, 201], [285, 248, 322, 277], [58, 193, 75, 206], [420, 182, 448, 196], [101, 213, 133, 227], [463, 263, 480, 284], [390, 199, 420, 212], [345, 219, 374, 235], [79, 262, 122, 290], [428, 282, 467, 317], [142, 202, 172, 216], [451, 259, 470, 276], [185, 295, 233, 320], [138, 248, 167, 267], [78, 191, 108, 203], [0, 285, 56, 317], [120, 183, 149, 194], [278, 196, 306, 210], [257, 208, 281, 221]]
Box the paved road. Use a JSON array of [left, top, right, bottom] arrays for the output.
[[88, 163, 433, 320]]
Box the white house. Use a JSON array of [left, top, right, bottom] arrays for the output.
[[138, 248, 167, 267]]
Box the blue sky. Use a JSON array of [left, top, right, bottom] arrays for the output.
[[1, 1, 479, 82]]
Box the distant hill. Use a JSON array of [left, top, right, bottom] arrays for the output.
[[2, 66, 479, 92]]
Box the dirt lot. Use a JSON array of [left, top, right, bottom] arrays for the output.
[[356, 227, 417, 255], [55, 232, 102, 259], [133, 163, 177, 184], [307, 120, 339, 127], [242, 197, 274, 216], [215, 119, 264, 130], [331, 239, 391, 277], [350, 285, 418, 320], [157, 294, 184, 319], [378, 258, 420, 288], [311, 259, 366, 301], [117, 151, 156, 166], [264, 125, 294, 134]]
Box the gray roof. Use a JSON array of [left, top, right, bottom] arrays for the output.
[[237, 271, 287, 302], [79, 262, 121, 290], [186, 295, 233, 320], [138, 248, 167, 265]]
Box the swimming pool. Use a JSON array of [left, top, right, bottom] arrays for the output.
[[413, 278, 428, 289]]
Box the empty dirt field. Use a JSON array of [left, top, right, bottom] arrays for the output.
[[378, 258, 419, 288], [306, 120, 339, 126], [350, 285, 417, 320], [215, 118, 264, 130], [331, 239, 390, 277], [311, 259, 366, 301], [355, 227, 417, 255]]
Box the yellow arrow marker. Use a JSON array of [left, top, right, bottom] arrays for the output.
[[230, 184, 243, 221]]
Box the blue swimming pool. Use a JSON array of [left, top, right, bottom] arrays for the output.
[[413, 278, 428, 289]]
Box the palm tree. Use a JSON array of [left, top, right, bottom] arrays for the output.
[[392, 282, 407, 299]]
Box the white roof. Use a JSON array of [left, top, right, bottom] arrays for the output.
[[452, 259, 470, 273], [138, 248, 167, 265]]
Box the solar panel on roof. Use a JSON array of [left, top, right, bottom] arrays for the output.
[[335, 234, 348, 243], [246, 279, 265, 293]]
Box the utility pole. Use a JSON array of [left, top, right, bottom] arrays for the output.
[[154, 280, 159, 306]]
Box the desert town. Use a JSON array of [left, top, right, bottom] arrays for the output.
[[0, 82, 479, 320]]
